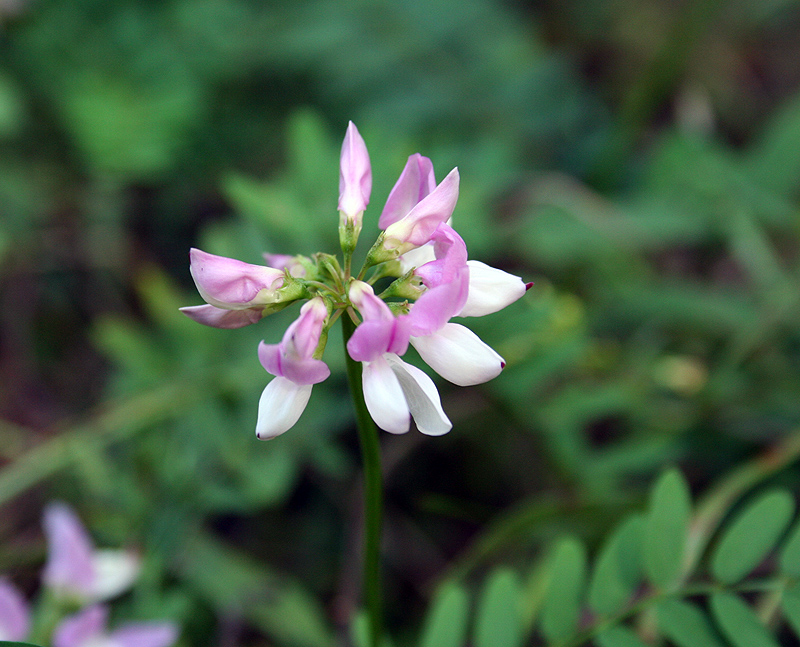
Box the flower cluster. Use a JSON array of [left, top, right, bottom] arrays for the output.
[[181, 122, 530, 439], [0, 503, 178, 647]]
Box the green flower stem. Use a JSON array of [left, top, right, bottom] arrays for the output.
[[341, 313, 384, 647]]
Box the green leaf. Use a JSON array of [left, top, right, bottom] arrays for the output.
[[782, 583, 800, 638], [350, 612, 394, 647], [710, 592, 781, 647], [656, 599, 726, 647], [540, 537, 586, 644], [779, 517, 800, 577], [644, 469, 691, 590], [596, 625, 650, 647], [588, 514, 644, 616], [474, 568, 523, 647], [418, 582, 470, 647], [711, 489, 795, 584], [0, 643, 47, 647]]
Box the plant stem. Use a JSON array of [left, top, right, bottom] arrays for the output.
[[341, 314, 384, 647]]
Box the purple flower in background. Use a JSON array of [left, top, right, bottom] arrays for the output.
[[53, 605, 177, 647], [43, 503, 140, 603], [0, 579, 29, 642]]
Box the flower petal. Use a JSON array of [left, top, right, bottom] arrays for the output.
[[111, 622, 179, 647], [362, 356, 410, 434], [384, 355, 451, 436], [459, 261, 529, 317], [410, 323, 505, 386], [179, 304, 262, 329], [338, 121, 372, 219], [0, 579, 30, 641], [53, 605, 107, 647], [379, 154, 436, 229], [383, 168, 460, 252], [189, 248, 284, 309], [42, 502, 96, 598], [256, 377, 313, 440], [408, 266, 469, 336], [89, 550, 141, 602]]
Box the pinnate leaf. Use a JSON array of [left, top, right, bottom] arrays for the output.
[[710, 592, 780, 647], [596, 625, 650, 647], [656, 598, 725, 647], [644, 469, 691, 590], [779, 517, 800, 578], [540, 537, 586, 644], [588, 514, 644, 616], [418, 582, 469, 647], [474, 568, 522, 647], [711, 489, 795, 584]]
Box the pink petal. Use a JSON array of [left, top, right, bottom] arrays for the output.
[[379, 154, 436, 229], [346, 317, 410, 363], [179, 304, 262, 329], [189, 248, 284, 309], [258, 341, 330, 384], [338, 121, 372, 218], [0, 579, 30, 641], [414, 223, 468, 288], [408, 266, 469, 336], [53, 605, 107, 647], [111, 622, 179, 647], [42, 502, 96, 598], [383, 168, 459, 251]]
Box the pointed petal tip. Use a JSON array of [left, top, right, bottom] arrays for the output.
[[525, 282, 534, 291]]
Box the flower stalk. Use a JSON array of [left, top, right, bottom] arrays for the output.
[[342, 313, 384, 647]]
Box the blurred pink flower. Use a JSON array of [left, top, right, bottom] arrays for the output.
[[43, 503, 140, 603]]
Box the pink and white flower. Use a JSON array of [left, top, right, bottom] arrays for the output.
[[43, 503, 140, 604], [53, 605, 177, 647], [347, 281, 451, 436], [256, 297, 330, 440]]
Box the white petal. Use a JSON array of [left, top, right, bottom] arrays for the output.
[[384, 354, 451, 436], [256, 377, 312, 440], [362, 357, 410, 434], [88, 550, 141, 601], [410, 323, 504, 386], [459, 260, 527, 317]]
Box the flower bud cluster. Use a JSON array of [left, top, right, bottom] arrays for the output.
[[181, 122, 531, 439]]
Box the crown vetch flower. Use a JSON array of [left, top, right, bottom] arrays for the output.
[[256, 297, 330, 440], [180, 248, 308, 329], [43, 503, 140, 604], [53, 605, 178, 647], [181, 121, 530, 438], [347, 281, 450, 435]]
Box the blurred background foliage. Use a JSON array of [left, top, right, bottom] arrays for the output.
[[1, 0, 800, 644]]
